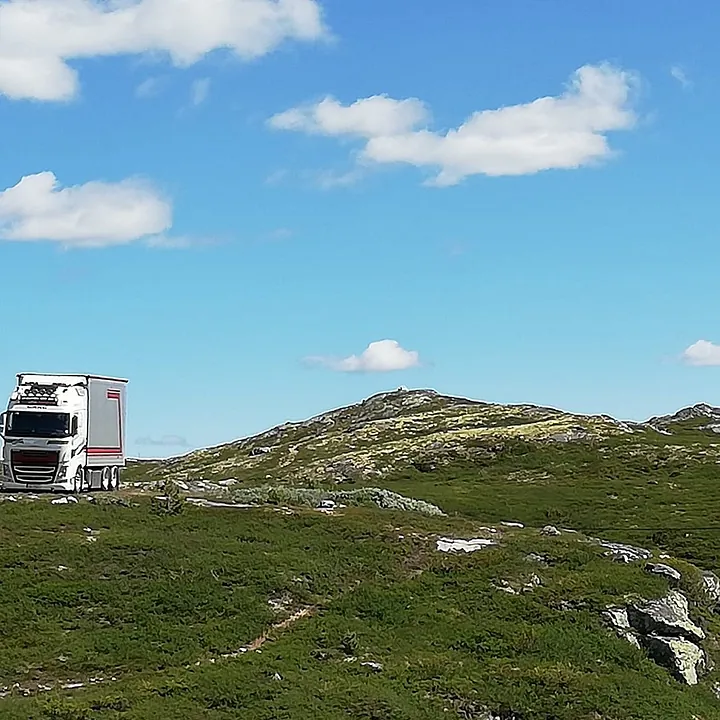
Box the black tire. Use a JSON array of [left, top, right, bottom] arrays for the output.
[[101, 467, 111, 491], [73, 467, 85, 494], [111, 466, 121, 491]]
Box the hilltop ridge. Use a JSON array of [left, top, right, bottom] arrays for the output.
[[647, 402, 720, 434], [126, 388, 719, 489]]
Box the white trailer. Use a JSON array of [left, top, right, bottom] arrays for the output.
[[0, 373, 128, 493]]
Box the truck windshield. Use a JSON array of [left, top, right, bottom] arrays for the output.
[[5, 412, 70, 438]]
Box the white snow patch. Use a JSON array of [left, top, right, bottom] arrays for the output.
[[436, 537, 497, 553], [51, 496, 78, 504]]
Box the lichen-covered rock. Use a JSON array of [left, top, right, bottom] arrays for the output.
[[627, 590, 704, 643], [603, 605, 641, 649], [226, 485, 446, 516], [640, 635, 706, 685], [604, 592, 708, 685], [701, 571, 720, 605], [523, 573, 542, 591], [541, 525, 561, 536], [594, 539, 652, 563], [493, 573, 542, 595], [645, 562, 682, 584]]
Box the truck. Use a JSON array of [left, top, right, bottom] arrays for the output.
[[0, 373, 128, 493]]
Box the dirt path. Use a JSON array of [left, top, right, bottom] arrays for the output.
[[0, 606, 316, 700]]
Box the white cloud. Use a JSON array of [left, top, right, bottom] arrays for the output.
[[136, 434, 189, 447], [0, 171, 172, 247], [313, 168, 364, 189], [682, 340, 720, 367], [136, 76, 162, 98], [0, 0, 328, 101], [190, 77, 210, 106], [269, 95, 429, 138], [269, 63, 639, 186], [670, 65, 692, 89], [307, 339, 421, 373]]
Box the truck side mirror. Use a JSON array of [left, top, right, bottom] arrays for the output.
[[71, 416, 78, 435], [0, 412, 5, 436]]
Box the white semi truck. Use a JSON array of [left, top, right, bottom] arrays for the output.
[[0, 373, 127, 493]]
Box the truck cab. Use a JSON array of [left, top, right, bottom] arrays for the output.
[[0, 373, 127, 493]]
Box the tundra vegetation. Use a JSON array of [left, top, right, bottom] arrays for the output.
[[2, 389, 720, 719]]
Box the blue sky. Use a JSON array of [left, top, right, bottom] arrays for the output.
[[0, 0, 718, 458]]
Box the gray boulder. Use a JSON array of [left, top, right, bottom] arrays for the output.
[[701, 571, 720, 605], [602, 606, 641, 649], [604, 590, 707, 685], [627, 590, 704, 642], [541, 525, 561, 536], [640, 635, 706, 685], [645, 562, 682, 584], [594, 539, 652, 563], [249, 446, 273, 456]]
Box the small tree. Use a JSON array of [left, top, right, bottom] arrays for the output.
[[151, 479, 184, 516]]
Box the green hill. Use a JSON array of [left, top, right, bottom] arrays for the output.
[[3, 388, 720, 719]]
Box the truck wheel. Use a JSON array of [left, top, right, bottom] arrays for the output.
[[100, 467, 110, 491], [110, 466, 120, 491], [73, 467, 85, 494]]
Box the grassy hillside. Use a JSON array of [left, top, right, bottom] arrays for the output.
[[125, 389, 720, 571], [2, 498, 720, 719], [3, 389, 720, 718]]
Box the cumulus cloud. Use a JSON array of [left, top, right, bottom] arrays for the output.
[[0, 171, 172, 247], [307, 339, 421, 373], [682, 340, 720, 367], [269, 95, 429, 138], [269, 63, 639, 186], [0, 0, 327, 101]]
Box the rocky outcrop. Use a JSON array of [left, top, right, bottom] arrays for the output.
[[647, 402, 720, 432], [603, 606, 641, 649], [644, 562, 682, 585], [604, 590, 706, 685], [701, 571, 720, 606], [627, 591, 704, 642], [641, 635, 706, 685], [594, 539, 652, 563]]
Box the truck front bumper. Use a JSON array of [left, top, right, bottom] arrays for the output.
[[0, 476, 73, 493]]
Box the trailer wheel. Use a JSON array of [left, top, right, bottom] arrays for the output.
[[110, 466, 120, 491], [101, 467, 111, 491]]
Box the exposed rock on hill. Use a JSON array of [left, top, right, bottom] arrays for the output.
[[647, 403, 720, 434], [128, 390, 720, 492], [128, 388, 655, 485], [607, 590, 708, 685]]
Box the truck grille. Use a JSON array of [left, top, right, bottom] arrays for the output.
[[11, 449, 59, 484]]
